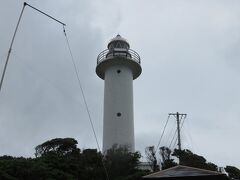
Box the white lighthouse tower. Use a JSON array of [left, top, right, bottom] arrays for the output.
[[96, 35, 142, 152]]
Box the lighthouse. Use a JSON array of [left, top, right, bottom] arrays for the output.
[[96, 35, 142, 152]]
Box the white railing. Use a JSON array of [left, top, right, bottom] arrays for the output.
[[97, 48, 141, 65]]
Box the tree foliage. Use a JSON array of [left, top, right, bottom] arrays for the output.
[[1, 138, 238, 179], [105, 144, 143, 180], [35, 138, 80, 157], [225, 166, 240, 179], [145, 146, 158, 172], [159, 146, 177, 170], [172, 149, 218, 171], [0, 138, 147, 180]]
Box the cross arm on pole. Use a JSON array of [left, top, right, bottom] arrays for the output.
[[168, 112, 187, 151]]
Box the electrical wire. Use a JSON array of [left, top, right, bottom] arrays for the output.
[[169, 129, 177, 149], [168, 119, 176, 141], [180, 115, 186, 129], [167, 120, 177, 149], [155, 115, 170, 151], [62, 26, 109, 180], [169, 115, 186, 150], [184, 117, 197, 152], [172, 136, 178, 149]]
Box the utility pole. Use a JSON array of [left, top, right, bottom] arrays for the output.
[[169, 112, 187, 151]]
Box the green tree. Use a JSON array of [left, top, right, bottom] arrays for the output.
[[0, 138, 149, 180], [35, 138, 80, 157], [225, 166, 240, 179], [104, 144, 144, 180], [159, 146, 177, 170], [80, 149, 105, 180], [172, 149, 218, 171], [145, 146, 158, 172]]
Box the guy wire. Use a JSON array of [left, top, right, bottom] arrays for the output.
[[62, 26, 110, 180], [155, 115, 170, 152]]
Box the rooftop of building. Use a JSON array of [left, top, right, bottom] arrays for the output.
[[143, 165, 229, 180]]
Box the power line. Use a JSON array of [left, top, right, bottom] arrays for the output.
[[168, 119, 176, 142], [156, 115, 170, 151], [183, 117, 197, 152], [169, 129, 177, 149], [169, 112, 187, 151], [172, 136, 178, 149], [180, 115, 186, 129], [175, 115, 187, 150], [173, 120, 186, 149], [62, 26, 110, 180], [181, 130, 191, 151], [168, 114, 186, 150]]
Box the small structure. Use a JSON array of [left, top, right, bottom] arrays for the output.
[[138, 162, 154, 172], [143, 165, 229, 180]]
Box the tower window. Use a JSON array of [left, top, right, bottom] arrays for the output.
[[117, 70, 121, 74], [117, 112, 121, 117]]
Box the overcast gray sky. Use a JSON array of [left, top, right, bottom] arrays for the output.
[[0, 0, 239, 168]]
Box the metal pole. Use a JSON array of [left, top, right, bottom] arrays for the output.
[[0, 2, 66, 93], [176, 112, 182, 151], [169, 112, 187, 164], [169, 112, 187, 151], [0, 3, 26, 92]]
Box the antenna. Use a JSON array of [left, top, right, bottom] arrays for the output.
[[0, 2, 65, 92], [1, 4, 110, 179]]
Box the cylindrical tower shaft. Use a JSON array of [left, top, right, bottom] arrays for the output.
[[103, 65, 134, 152]]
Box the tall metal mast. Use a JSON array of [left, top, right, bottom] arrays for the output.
[[0, 2, 65, 93], [0, 3, 26, 92]]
